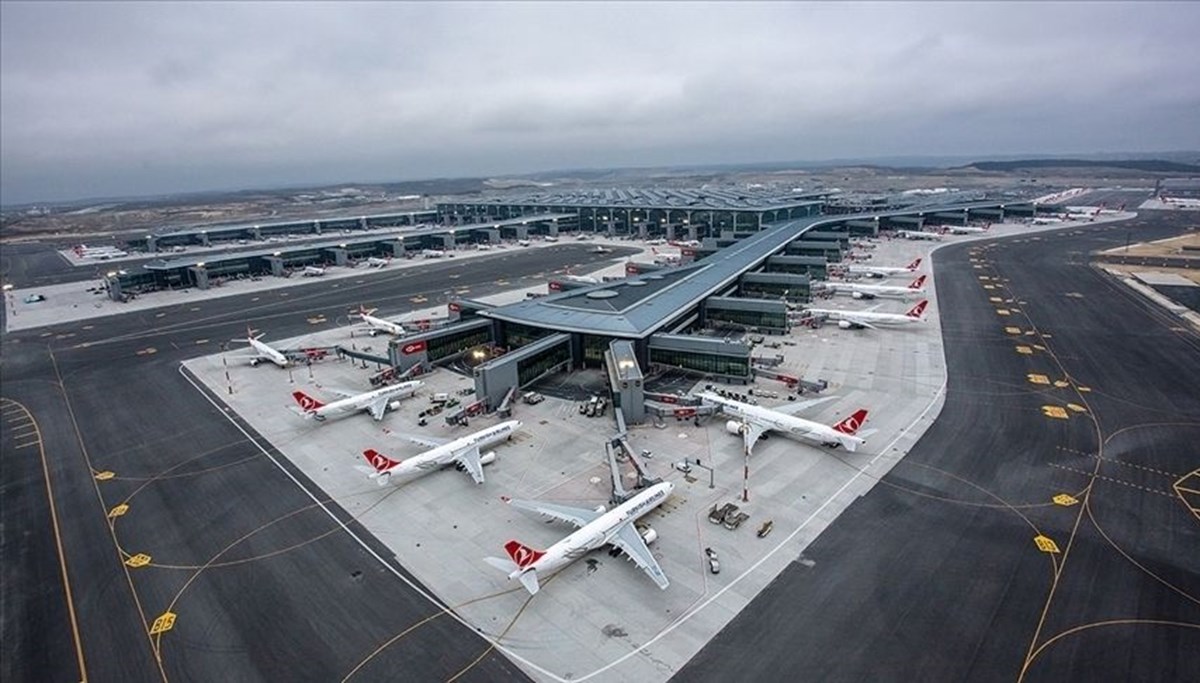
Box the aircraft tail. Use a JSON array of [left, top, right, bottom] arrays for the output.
[[504, 540, 546, 569], [832, 409, 868, 436], [363, 449, 400, 473], [908, 275, 927, 289], [291, 390, 325, 413], [906, 258, 922, 271], [906, 300, 929, 319], [357, 305, 378, 317]]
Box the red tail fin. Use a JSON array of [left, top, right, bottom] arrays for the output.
[[832, 409, 868, 435], [504, 540, 545, 568], [363, 449, 400, 473], [906, 300, 929, 318], [906, 258, 922, 271], [908, 275, 926, 289], [292, 390, 325, 411]]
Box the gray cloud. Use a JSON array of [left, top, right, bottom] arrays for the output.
[[2, 1, 1198, 204]]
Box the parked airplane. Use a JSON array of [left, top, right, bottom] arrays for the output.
[[944, 223, 991, 235], [845, 257, 923, 279], [561, 273, 600, 285], [484, 481, 674, 594], [822, 275, 926, 300], [291, 380, 422, 421], [366, 256, 391, 268], [803, 300, 929, 330], [74, 244, 129, 260], [359, 420, 522, 486], [897, 229, 942, 241], [517, 240, 532, 247], [698, 392, 870, 455], [544, 235, 559, 242], [303, 265, 326, 276], [421, 249, 448, 258], [230, 327, 290, 367], [591, 245, 612, 254], [1031, 216, 1064, 225], [356, 305, 405, 337]]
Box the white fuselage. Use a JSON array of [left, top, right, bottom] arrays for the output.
[[249, 338, 290, 367], [513, 482, 673, 581], [846, 265, 920, 279], [945, 226, 988, 234], [562, 274, 600, 285], [697, 392, 863, 451], [898, 230, 942, 241], [375, 420, 521, 482], [361, 312, 405, 336], [311, 381, 421, 419], [824, 281, 924, 300], [803, 306, 926, 328]]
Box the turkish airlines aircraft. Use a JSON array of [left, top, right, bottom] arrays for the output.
[[359, 420, 522, 485], [845, 257, 922, 279], [823, 275, 926, 300], [230, 327, 290, 367], [484, 481, 674, 594], [291, 380, 422, 421], [897, 229, 943, 241], [561, 274, 600, 285], [356, 305, 405, 337], [803, 300, 929, 330], [366, 257, 391, 268], [303, 265, 327, 276], [944, 223, 991, 235], [697, 392, 870, 455]]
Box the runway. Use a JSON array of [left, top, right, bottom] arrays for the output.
[[675, 211, 1200, 682], [1, 244, 631, 682]]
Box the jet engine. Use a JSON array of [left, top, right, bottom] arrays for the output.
[[639, 526, 658, 545], [726, 420, 747, 435], [837, 320, 858, 330], [388, 400, 403, 411], [851, 291, 875, 300]]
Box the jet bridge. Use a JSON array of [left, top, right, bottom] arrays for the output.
[[605, 437, 662, 506]]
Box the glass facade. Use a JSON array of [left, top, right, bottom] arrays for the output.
[[427, 326, 491, 362], [505, 322, 554, 349], [518, 343, 570, 385], [741, 282, 809, 302], [581, 334, 611, 366], [649, 347, 750, 379], [706, 307, 788, 331]]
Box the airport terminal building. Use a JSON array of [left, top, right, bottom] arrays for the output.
[[103, 189, 1048, 417]]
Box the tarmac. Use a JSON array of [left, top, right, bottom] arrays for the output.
[[178, 215, 1141, 681], [676, 209, 1200, 682], [5, 210, 1197, 682]]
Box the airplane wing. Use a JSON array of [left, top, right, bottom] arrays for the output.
[[405, 434, 449, 448], [366, 396, 391, 421], [509, 499, 603, 528], [608, 522, 669, 590], [773, 395, 838, 416], [742, 421, 768, 454], [453, 446, 485, 485], [839, 314, 878, 330]]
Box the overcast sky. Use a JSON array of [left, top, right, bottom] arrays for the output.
[[2, 2, 1197, 205]]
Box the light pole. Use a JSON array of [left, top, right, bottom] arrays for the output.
[[690, 458, 715, 489]]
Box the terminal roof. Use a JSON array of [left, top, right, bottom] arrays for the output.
[[480, 203, 1004, 339]]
